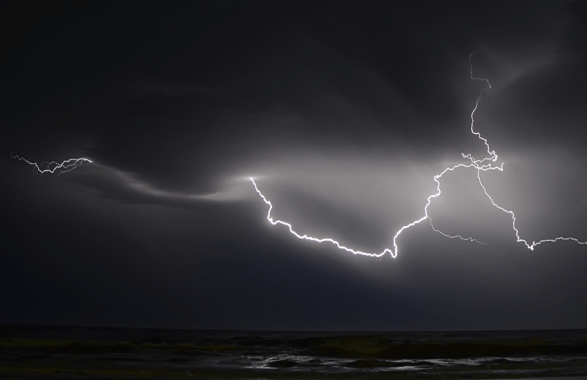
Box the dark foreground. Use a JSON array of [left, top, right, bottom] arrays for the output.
[[1, 324, 586, 379]]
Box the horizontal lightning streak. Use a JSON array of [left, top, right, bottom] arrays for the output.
[[250, 50, 587, 257], [11, 153, 92, 175]]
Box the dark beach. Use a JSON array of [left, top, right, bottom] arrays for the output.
[[1, 324, 587, 379]]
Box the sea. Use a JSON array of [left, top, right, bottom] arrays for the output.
[[0, 324, 586, 379]]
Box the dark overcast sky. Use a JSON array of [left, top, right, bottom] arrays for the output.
[[2, 0, 587, 331]]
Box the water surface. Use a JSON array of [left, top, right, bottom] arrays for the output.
[[1, 324, 586, 379]]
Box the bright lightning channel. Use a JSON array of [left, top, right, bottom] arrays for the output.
[[251, 50, 587, 257], [11, 153, 92, 175]]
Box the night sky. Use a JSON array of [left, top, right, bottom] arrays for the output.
[[3, 0, 587, 331]]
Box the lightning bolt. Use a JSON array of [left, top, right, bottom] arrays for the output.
[[11, 153, 92, 175], [251, 50, 587, 257], [10, 51, 586, 255]]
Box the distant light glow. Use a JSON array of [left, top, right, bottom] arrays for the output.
[[251, 51, 587, 257]]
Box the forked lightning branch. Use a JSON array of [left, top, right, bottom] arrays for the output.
[[12, 52, 587, 258], [249, 51, 587, 257]]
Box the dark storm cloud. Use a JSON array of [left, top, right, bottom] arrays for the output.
[[3, 0, 587, 330], [74, 0, 574, 196]]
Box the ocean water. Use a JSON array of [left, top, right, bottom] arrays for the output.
[[0, 324, 586, 379]]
